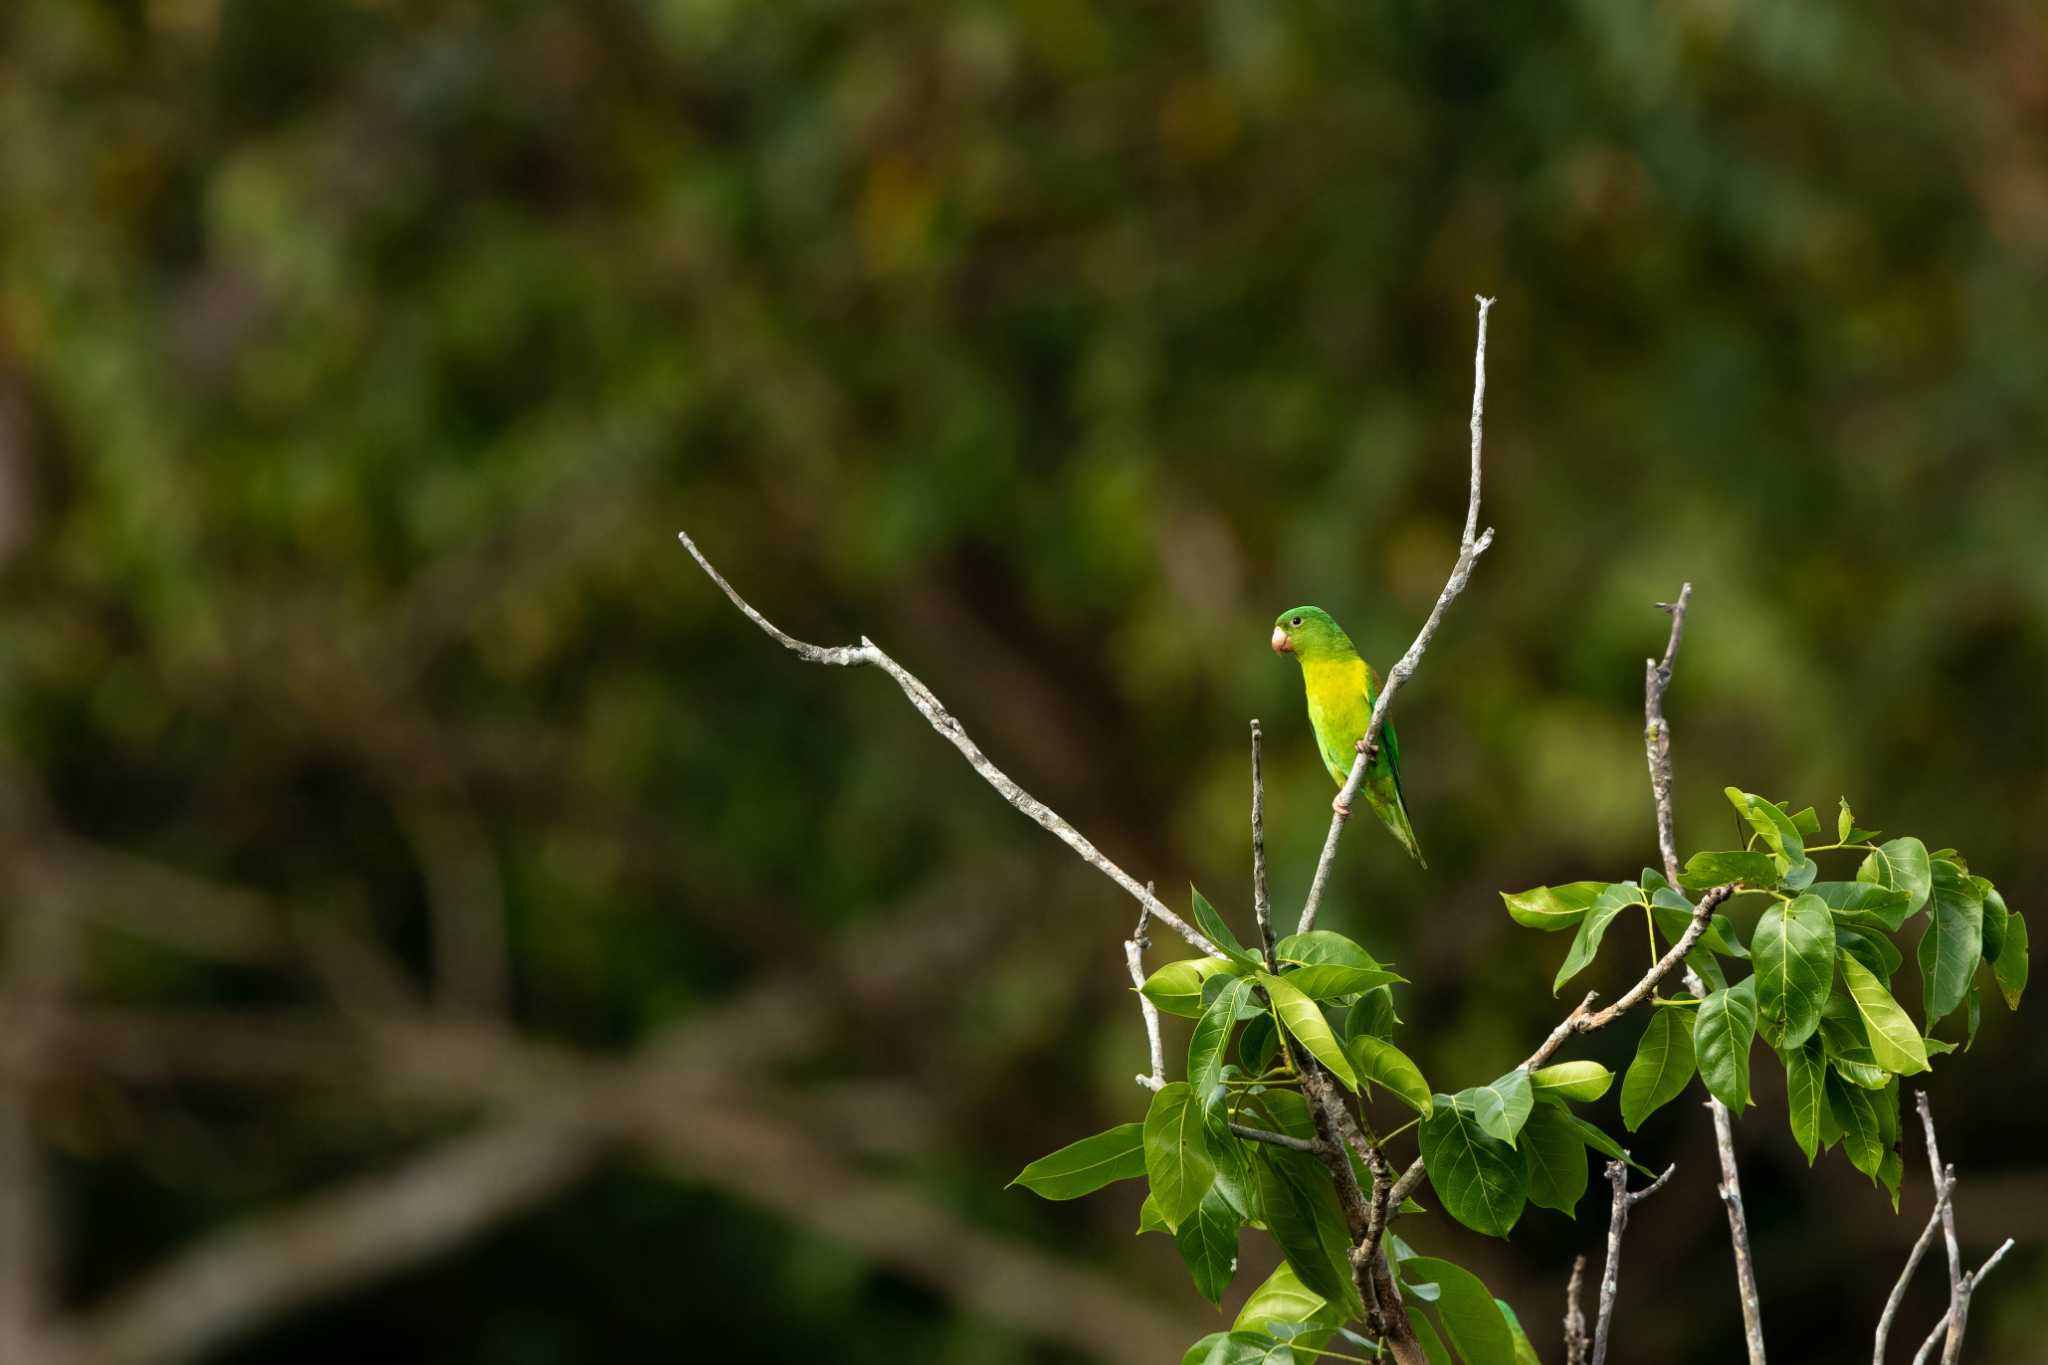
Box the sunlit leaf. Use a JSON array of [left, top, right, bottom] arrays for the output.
[[1621, 1007, 1696, 1131], [1839, 956, 1930, 1075], [1529, 1060, 1613, 1103], [1011, 1122, 1147, 1199], [1752, 894, 1834, 1049], [1695, 976, 1758, 1110], [1145, 1082, 1218, 1229], [1260, 972, 1358, 1089], [1500, 881, 1604, 932], [1347, 1035, 1432, 1116]]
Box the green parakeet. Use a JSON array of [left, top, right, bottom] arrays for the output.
[[1271, 606, 1425, 867]]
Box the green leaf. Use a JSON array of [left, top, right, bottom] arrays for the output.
[[1407, 1310, 1453, 1365], [1193, 886, 1262, 970], [1143, 957, 1239, 1018], [1277, 964, 1406, 1000], [1234, 1262, 1341, 1336], [1621, 1007, 1697, 1131], [1995, 913, 2028, 1009], [1856, 837, 1932, 918], [1981, 884, 2008, 965], [1839, 956, 1931, 1075], [1175, 1184, 1243, 1306], [1260, 973, 1359, 1090], [1966, 985, 1983, 1048], [1807, 881, 1915, 933], [1679, 850, 1780, 892], [1520, 1102, 1589, 1216], [1272, 931, 1383, 969], [1239, 1014, 1280, 1073], [1182, 1330, 1295, 1365], [1498, 1299, 1544, 1365], [1726, 788, 1814, 886], [1500, 881, 1605, 932], [1838, 797, 1854, 844], [1781, 1033, 1826, 1165], [1253, 1151, 1359, 1314], [1467, 1069, 1535, 1147], [1145, 1082, 1218, 1230], [1834, 925, 1902, 981], [1920, 860, 1984, 1024], [1137, 1194, 1169, 1234], [1784, 803, 1822, 837], [1530, 1060, 1614, 1103], [1254, 1090, 1317, 1141], [1191, 977, 1256, 1095], [1561, 1112, 1654, 1177], [1401, 1257, 1516, 1365], [1345, 985, 1400, 1041], [1346, 1035, 1432, 1116], [1752, 894, 1835, 1049], [1418, 1095, 1528, 1237], [1011, 1122, 1147, 1199], [1695, 977, 1758, 1111], [1825, 1067, 1884, 1179], [1553, 882, 1643, 994]]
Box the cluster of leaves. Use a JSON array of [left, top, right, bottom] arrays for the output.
[[1014, 889, 1587, 1364], [1507, 791, 2027, 1205]]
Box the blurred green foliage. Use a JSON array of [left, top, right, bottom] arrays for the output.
[[2, 0, 2045, 1361]]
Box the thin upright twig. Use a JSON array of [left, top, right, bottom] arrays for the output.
[[1122, 902, 1166, 1092], [1590, 1161, 1676, 1365], [1916, 1093, 1963, 1361], [1643, 584, 1768, 1365], [1250, 721, 1277, 971], [1563, 1255, 1589, 1365], [1298, 296, 1497, 935], [1875, 1164, 1952, 1365], [678, 530, 1217, 958]]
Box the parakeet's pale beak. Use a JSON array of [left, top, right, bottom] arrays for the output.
[[1270, 627, 1292, 654]]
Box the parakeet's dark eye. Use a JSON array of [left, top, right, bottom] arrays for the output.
[[1290, 616, 1303, 628]]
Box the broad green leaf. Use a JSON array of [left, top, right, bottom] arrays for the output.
[[1837, 797, 1854, 844], [1995, 913, 2028, 1009], [1193, 887, 1262, 970], [1498, 1299, 1543, 1365], [1239, 1014, 1280, 1073], [1234, 1262, 1341, 1336], [1418, 1095, 1528, 1237], [1563, 1112, 1654, 1177], [1201, 1089, 1255, 1219], [1182, 1330, 1295, 1365], [1191, 978, 1256, 1096], [1175, 1184, 1242, 1306], [1272, 931, 1383, 969], [1856, 837, 1932, 918], [1695, 977, 1758, 1110], [1011, 1122, 1147, 1199], [1781, 1033, 1826, 1165], [1621, 1007, 1697, 1130], [1920, 860, 1984, 1024], [1500, 881, 1605, 932], [1839, 956, 1930, 1075], [1253, 1090, 1317, 1141], [1807, 881, 1914, 932], [1981, 884, 2009, 965], [1519, 1102, 1589, 1216], [1408, 1310, 1453, 1365], [1468, 1069, 1534, 1147], [1679, 850, 1780, 892], [1401, 1257, 1516, 1365], [1204, 971, 1268, 1021], [1137, 1194, 1168, 1234], [1346, 985, 1400, 1041], [1726, 788, 1814, 886], [1260, 973, 1359, 1090], [1553, 882, 1643, 994], [1784, 803, 1822, 837], [1752, 894, 1834, 1049], [1530, 1060, 1614, 1103], [1253, 1151, 1359, 1314], [1836, 925, 1901, 982], [1347, 1035, 1432, 1116], [1145, 1083, 1218, 1229], [1278, 964, 1406, 1000], [1143, 957, 1238, 1018], [1649, 904, 1749, 960], [1825, 1067, 1883, 1179]]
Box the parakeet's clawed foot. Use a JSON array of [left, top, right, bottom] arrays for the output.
[[1354, 737, 1379, 763], [1332, 795, 1352, 818]]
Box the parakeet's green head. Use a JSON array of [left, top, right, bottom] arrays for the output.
[[1270, 606, 1356, 663]]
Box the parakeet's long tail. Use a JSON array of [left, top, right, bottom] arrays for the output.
[[1379, 792, 1427, 869]]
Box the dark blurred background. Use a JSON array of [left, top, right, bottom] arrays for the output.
[[2, 1, 2045, 1362]]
